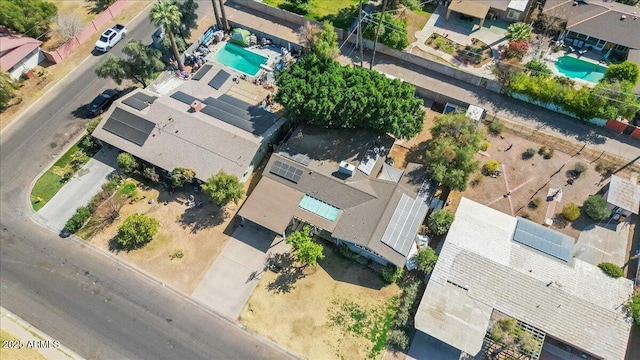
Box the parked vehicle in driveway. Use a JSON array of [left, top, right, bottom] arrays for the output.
[[87, 89, 119, 116], [95, 24, 127, 52]]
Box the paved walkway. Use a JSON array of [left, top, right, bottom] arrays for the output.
[[192, 225, 290, 320], [1, 306, 85, 360], [37, 146, 117, 232]]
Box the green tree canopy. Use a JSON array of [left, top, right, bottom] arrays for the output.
[[201, 171, 245, 206], [525, 60, 551, 77], [298, 21, 338, 59], [424, 114, 481, 191], [174, 0, 198, 39], [427, 210, 455, 236], [116, 152, 138, 174], [603, 61, 639, 84], [362, 12, 409, 50], [150, 0, 184, 70], [625, 294, 640, 327], [0, 0, 57, 37], [412, 246, 438, 274], [285, 226, 324, 267], [489, 318, 537, 358], [505, 22, 532, 41], [275, 54, 424, 139], [583, 195, 611, 221], [171, 167, 196, 187], [116, 214, 159, 249], [0, 72, 19, 111], [95, 40, 164, 88]]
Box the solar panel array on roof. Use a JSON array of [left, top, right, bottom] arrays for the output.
[[122, 92, 158, 111], [218, 94, 252, 109], [358, 145, 382, 175], [170, 91, 198, 105], [513, 217, 573, 263], [102, 108, 155, 146], [381, 192, 430, 256], [270, 160, 303, 183], [208, 70, 230, 90], [281, 152, 312, 166], [201, 96, 278, 135], [192, 64, 213, 81]]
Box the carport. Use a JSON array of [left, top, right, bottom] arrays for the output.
[[446, 0, 490, 28]]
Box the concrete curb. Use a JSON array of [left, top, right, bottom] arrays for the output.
[[1, 306, 86, 360]]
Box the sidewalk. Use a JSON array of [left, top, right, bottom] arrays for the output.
[[1, 307, 85, 360], [37, 146, 118, 232]]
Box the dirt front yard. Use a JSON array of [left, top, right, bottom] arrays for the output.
[[240, 244, 401, 360], [86, 183, 238, 294]]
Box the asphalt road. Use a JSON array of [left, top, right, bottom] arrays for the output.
[[0, 5, 294, 360]]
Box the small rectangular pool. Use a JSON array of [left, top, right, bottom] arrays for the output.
[[211, 43, 268, 77], [554, 56, 606, 83]]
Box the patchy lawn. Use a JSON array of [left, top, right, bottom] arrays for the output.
[[0, 330, 46, 360], [405, 9, 431, 44], [264, 0, 360, 29], [240, 245, 401, 360]]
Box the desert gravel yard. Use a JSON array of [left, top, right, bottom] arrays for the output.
[[240, 244, 401, 360]]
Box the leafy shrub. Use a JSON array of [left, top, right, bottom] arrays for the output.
[[483, 159, 500, 174], [538, 146, 547, 155], [528, 197, 541, 209], [525, 60, 551, 77], [625, 295, 640, 327], [487, 120, 504, 135], [119, 182, 137, 198], [427, 210, 455, 236], [434, 38, 446, 48], [171, 167, 196, 187], [573, 162, 588, 175], [362, 13, 409, 50], [603, 61, 639, 84], [522, 147, 536, 159], [387, 330, 410, 350], [65, 206, 91, 233], [116, 214, 159, 250], [506, 22, 532, 41], [442, 45, 455, 54], [543, 148, 555, 159], [382, 264, 403, 284], [143, 166, 160, 182], [117, 152, 138, 175], [504, 39, 529, 59], [598, 262, 623, 278], [480, 141, 490, 151], [412, 247, 438, 274], [470, 175, 483, 187], [595, 161, 614, 174], [392, 308, 409, 328], [562, 203, 580, 221], [583, 195, 611, 221]]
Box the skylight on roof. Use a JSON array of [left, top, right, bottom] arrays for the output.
[[299, 195, 340, 221]]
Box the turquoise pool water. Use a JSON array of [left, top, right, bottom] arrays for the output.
[[211, 43, 268, 77], [554, 56, 606, 83]]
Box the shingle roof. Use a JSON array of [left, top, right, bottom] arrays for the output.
[[0, 31, 42, 71], [543, 0, 640, 49], [607, 174, 640, 214], [415, 198, 634, 359]]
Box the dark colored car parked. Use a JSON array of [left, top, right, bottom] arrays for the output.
[[87, 89, 119, 116]]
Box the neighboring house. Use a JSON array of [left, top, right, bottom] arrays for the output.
[[445, 0, 533, 27], [238, 126, 440, 268], [92, 63, 285, 183], [543, 0, 640, 61], [606, 174, 640, 216], [415, 197, 634, 360], [0, 29, 44, 80]]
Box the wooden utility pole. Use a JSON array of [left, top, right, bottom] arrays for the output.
[[358, 0, 363, 67], [211, 0, 222, 30], [370, 0, 388, 70]]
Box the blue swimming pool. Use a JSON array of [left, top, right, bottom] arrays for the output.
[[554, 56, 606, 83], [211, 43, 268, 77]]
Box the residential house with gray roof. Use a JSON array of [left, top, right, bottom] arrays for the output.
[[415, 197, 634, 360], [237, 126, 439, 267], [92, 63, 285, 183]]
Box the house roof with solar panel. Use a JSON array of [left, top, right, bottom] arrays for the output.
[[415, 197, 634, 360], [92, 63, 285, 182], [238, 126, 438, 267]]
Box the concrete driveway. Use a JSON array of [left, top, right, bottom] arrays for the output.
[[574, 219, 630, 267], [37, 146, 117, 232], [407, 330, 461, 360], [192, 225, 290, 320]]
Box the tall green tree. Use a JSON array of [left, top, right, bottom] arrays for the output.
[[427, 210, 454, 236], [285, 226, 325, 267], [298, 21, 339, 59], [201, 171, 245, 206], [116, 214, 159, 249], [0, 72, 18, 111], [174, 0, 199, 40], [150, 0, 185, 71], [95, 40, 164, 88], [412, 246, 438, 274], [603, 61, 640, 85], [424, 114, 481, 191], [171, 167, 196, 187], [488, 318, 537, 358], [583, 195, 611, 221], [116, 152, 138, 175], [275, 54, 424, 138], [0, 0, 57, 37], [505, 22, 532, 41]]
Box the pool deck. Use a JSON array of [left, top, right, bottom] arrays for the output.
[[205, 40, 282, 77], [542, 48, 609, 86]]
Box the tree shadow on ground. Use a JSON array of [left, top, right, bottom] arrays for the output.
[[85, 0, 112, 15], [317, 5, 359, 30], [178, 205, 225, 234], [266, 252, 306, 294]]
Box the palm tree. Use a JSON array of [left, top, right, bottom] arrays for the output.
[[150, 0, 184, 71], [506, 22, 532, 41]]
